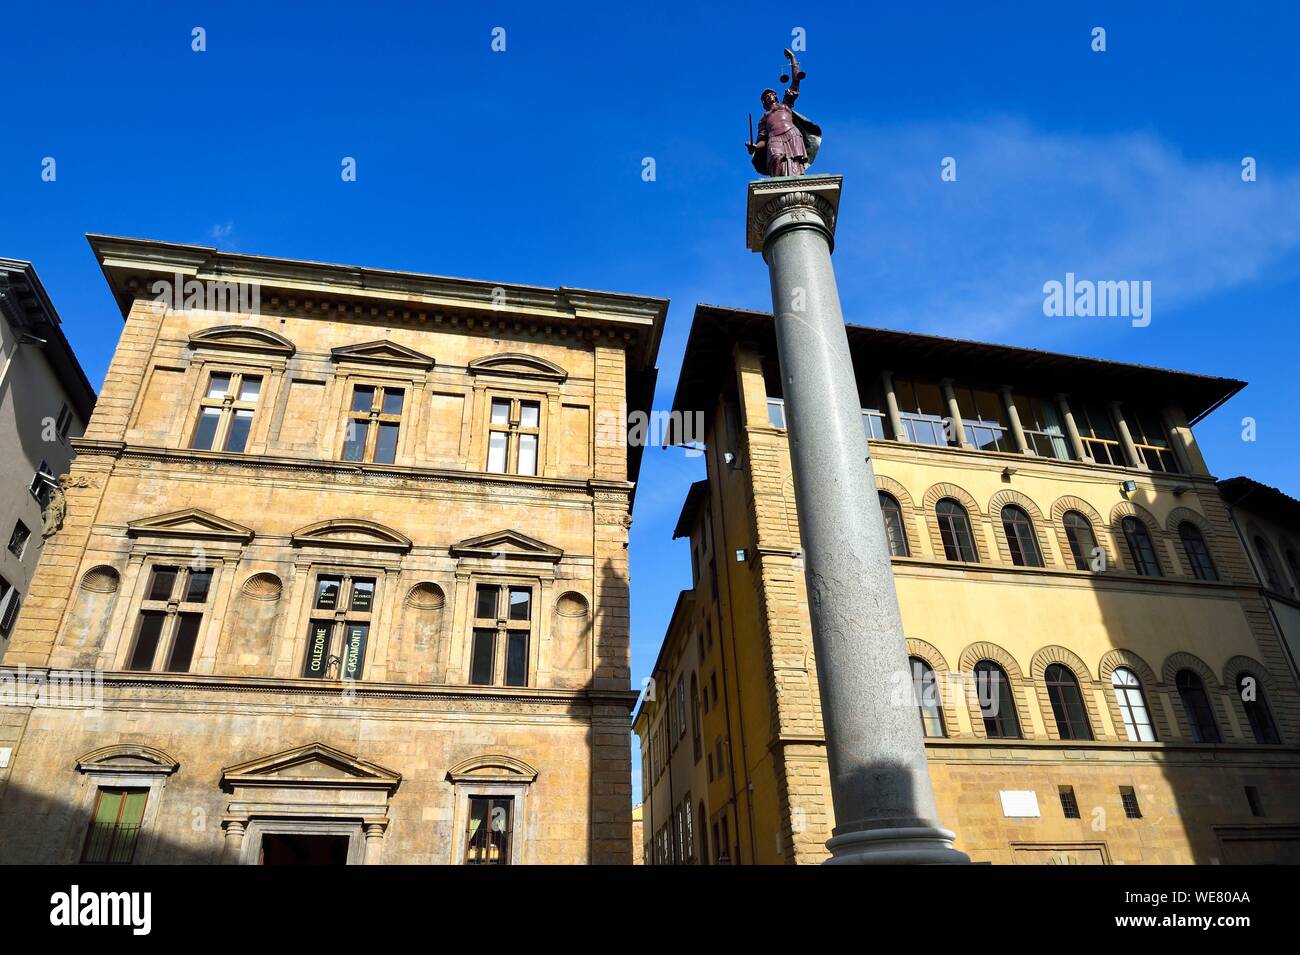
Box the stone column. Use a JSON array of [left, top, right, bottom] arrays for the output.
[[881, 370, 908, 442], [363, 822, 386, 864], [1161, 406, 1206, 475], [220, 820, 246, 864], [746, 175, 967, 865], [940, 378, 969, 448], [1110, 401, 1145, 469], [1055, 394, 1089, 462], [1000, 385, 1030, 454]]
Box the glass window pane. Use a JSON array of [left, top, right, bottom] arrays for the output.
[[206, 373, 231, 399], [148, 567, 178, 601], [382, 388, 405, 416], [374, 423, 399, 463], [340, 623, 368, 680], [505, 631, 528, 686], [184, 569, 213, 603], [470, 628, 496, 684], [224, 409, 254, 452], [517, 434, 538, 475], [351, 386, 375, 413], [350, 579, 375, 612], [314, 576, 343, 610], [490, 399, 511, 425], [238, 376, 262, 402], [342, 420, 369, 461], [128, 612, 166, 670], [191, 408, 221, 450], [768, 399, 786, 429], [508, 587, 531, 621], [475, 585, 498, 620], [487, 431, 508, 473], [166, 613, 202, 672], [519, 402, 540, 428]]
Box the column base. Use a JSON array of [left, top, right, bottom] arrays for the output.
[[824, 826, 971, 865]]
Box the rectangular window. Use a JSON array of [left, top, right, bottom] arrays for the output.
[[468, 582, 533, 686], [301, 573, 376, 680], [81, 788, 148, 864], [190, 370, 262, 453], [1013, 394, 1071, 460], [29, 461, 55, 508], [893, 378, 951, 446], [1119, 786, 1142, 819], [128, 565, 213, 672], [955, 385, 1012, 452], [1059, 785, 1080, 819], [8, 520, 31, 559], [1075, 402, 1125, 467], [1128, 409, 1178, 472], [56, 403, 74, 442], [0, 577, 20, 636], [1245, 785, 1265, 817], [465, 796, 512, 864], [341, 383, 404, 463], [767, 398, 786, 429], [486, 396, 542, 475]]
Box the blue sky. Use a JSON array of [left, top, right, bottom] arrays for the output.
[[4, 3, 1298, 804]]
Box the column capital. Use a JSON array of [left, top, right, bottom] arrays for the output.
[[746, 175, 843, 253]]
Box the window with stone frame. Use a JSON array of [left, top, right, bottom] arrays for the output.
[[1062, 511, 1100, 571], [879, 492, 909, 557], [190, 369, 263, 453], [468, 582, 533, 687], [486, 396, 542, 476], [341, 382, 405, 464], [464, 796, 513, 865], [301, 571, 376, 680], [126, 563, 215, 673], [1001, 505, 1044, 567], [81, 787, 149, 864], [1178, 522, 1218, 581], [1127, 409, 1178, 472], [1121, 517, 1162, 577]]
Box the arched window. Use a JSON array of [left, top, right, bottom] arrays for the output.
[[1254, 536, 1285, 592], [690, 672, 702, 762], [879, 492, 909, 557], [1237, 672, 1280, 744], [1178, 522, 1218, 581], [1111, 667, 1156, 742], [1062, 511, 1100, 571], [1285, 547, 1300, 596], [1044, 663, 1093, 740], [1001, 505, 1043, 567], [1176, 669, 1221, 743], [1122, 517, 1162, 577], [973, 660, 1020, 738], [910, 657, 946, 738], [936, 499, 978, 562]]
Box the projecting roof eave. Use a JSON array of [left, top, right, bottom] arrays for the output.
[[84, 234, 669, 376], [672, 480, 709, 540], [669, 304, 1245, 437], [1219, 477, 1300, 530]]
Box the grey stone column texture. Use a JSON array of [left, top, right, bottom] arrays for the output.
[[746, 175, 968, 864]]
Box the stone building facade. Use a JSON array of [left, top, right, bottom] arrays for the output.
[[640, 303, 1300, 865], [0, 235, 665, 864]]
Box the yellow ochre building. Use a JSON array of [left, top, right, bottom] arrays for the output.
[[636, 304, 1300, 865]]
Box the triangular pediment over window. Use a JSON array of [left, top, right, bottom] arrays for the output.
[[291, 518, 412, 553], [221, 743, 401, 794], [467, 352, 567, 383], [127, 508, 254, 543], [450, 529, 563, 562], [188, 324, 296, 357], [331, 339, 435, 370]]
